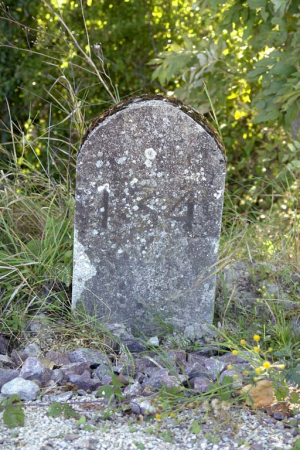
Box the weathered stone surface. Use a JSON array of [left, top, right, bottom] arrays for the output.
[[123, 380, 143, 398], [0, 335, 9, 355], [73, 95, 226, 334], [45, 350, 70, 366], [0, 368, 19, 388], [67, 370, 101, 392], [60, 362, 89, 377], [1, 377, 40, 401], [67, 348, 108, 367], [130, 397, 157, 415], [19, 357, 47, 381], [190, 376, 212, 392]]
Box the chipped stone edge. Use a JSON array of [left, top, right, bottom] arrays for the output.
[[72, 229, 97, 309], [80, 94, 226, 158]]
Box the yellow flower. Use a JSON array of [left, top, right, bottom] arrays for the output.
[[232, 350, 238, 355], [278, 364, 285, 370], [232, 374, 238, 380], [240, 339, 247, 345], [253, 377, 259, 382], [263, 361, 271, 369], [227, 365, 233, 370], [243, 371, 249, 376], [253, 346, 260, 353], [170, 413, 175, 418], [268, 347, 273, 352], [155, 414, 161, 420], [253, 334, 260, 342], [255, 367, 261, 374]]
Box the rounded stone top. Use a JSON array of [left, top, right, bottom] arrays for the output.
[[80, 94, 226, 158]]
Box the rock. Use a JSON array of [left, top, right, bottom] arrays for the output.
[[219, 369, 243, 388], [45, 351, 70, 366], [184, 322, 217, 343], [0, 368, 19, 388], [49, 369, 65, 385], [19, 357, 48, 382], [134, 357, 158, 373], [45, 391, 73, 403], [67, 370, 101, 392], [94, 363, 113, 385], [1, 377, 40, 401], [167, 350, 187, 366], [142, 369, 170, 388], [0, 335, 9, 354], [190, 376, 212, 392], [123, 381, 143, 398], [24, 343, 42, 358], [219, 352, 251, 365], [120, 339, 147, 353], [0, 354, 15, 368], [10, 349, 28, 366], [147, 336, 159, 347], [104, 323, 134, 340], [60, 362, 89, 377], [67, 348, 108, 367], [26, 313, 48, 334], [130, 397, 157, 415]]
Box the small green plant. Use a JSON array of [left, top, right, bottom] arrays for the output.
[[0, 395, 25, 429], [48, 401, 80, 420]]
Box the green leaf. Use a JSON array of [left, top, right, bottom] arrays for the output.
[[247, 66, 268, 80], [191, 420, 201, 434], [63, 404, 79, 419], [112, 374, 125, 388], [286, 369, 300, 387], [290, 392, 299, 404], [253, 109, 280, 123], [3, 405, 25, 429], [133, 442, 145, 450], [48, 402, 63, 418], [75, 415, 86, 426], [247, 0, 267, 10], [275, 385, 289, 401], [96, 386, 115, 399]]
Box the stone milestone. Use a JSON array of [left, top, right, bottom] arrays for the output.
[[72, 95, 226, 334]]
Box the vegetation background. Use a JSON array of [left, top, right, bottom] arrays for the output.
[[0, 0, 299, 337]]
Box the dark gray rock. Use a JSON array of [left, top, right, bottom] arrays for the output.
[[219, 369, 243, 388], [94, 363, 113, 385], [167, 350, 186, 367], [0, 354, 14, 368], [19, 357, 47, 381], [142, 368, 174, 388], [0, 335, 9, 354], [72, 95, 226, 334], [1, 377, 40, 401], [121, 339, 147, 353], [45, 350, 70, 366], [60, 362, 89, 377], [49, 369, 65, 385], [67, 370, 101, 392], [0, 368, 19, 388], [190, 376, 212, 392], [67, 348, 108, 366]]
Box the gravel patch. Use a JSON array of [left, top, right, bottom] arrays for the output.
[[0, 395, 297, 450]]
